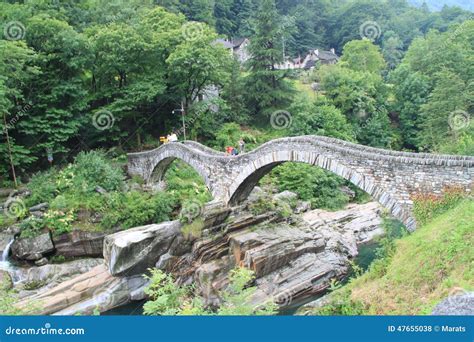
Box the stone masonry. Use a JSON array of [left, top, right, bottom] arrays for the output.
[[127, 136, 474, 231]]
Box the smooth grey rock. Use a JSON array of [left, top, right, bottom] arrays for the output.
[[432, 292, 474, 315], [95, 186, 107, 195], [273, 191, 298, 203], [247, 186, 265, 203], [11, 233, 54, 261], [104, 221, 182, 276], [53, 230, 105, 258], [29, 203, 49, 212], [34, 257, 48, 267], [295, 201, 311, 214], [13, 258, 103, 295]]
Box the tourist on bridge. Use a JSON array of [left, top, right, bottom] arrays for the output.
[[239, 138, 245, 153]]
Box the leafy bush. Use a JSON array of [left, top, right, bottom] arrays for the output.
[[69, 151, 125, 193], [43, 210, 75, 236], [19, 216, 45, 238], [143, 267, 277, 316], [270, 163, 350, 210], [165, 161, 212, 204], [412, 187, 468, 226], [101, 191, 176, 230], [25, 170, 58, 206]]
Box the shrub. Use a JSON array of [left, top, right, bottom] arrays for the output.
[[43, 210, 75, 236], [101, 191, 176, 230], [165, 161, 212, 204], [70, 151, 124, 193], [270, 163, 350, 210], [412, 187, 468, 226], [19, 216, 45, 238], [26, 170, 58, 206], [143, 267, 277, 316]]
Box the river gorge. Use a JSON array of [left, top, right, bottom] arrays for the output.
[[0, 186, 391, 316]]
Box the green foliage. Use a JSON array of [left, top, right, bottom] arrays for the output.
[[288, 96, 355, 141], [143, 267, 277, 316], [248, 196, 293, 220], [244, 0, 294, 119], [69, 151, 125, 193], [340, 39, 386, 74], [412, 187, 468, 226], [101, 191, 176, 230], [270, 163, 351, 210], [43, 210, 75, 236], [181, 218, 205, 239], [0, 287, 24, 315], [216, 267, 277, 315], [165, 160, 212, 204], [19, 216, 45, 238], [25, 170, 58, 207], [143, 269, 195, 316]]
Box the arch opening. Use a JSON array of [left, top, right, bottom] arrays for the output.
[[150, 158, 213, 203], [228, 157, 411, 229]]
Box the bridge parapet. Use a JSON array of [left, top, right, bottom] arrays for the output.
[[127, 136, 473, 231]]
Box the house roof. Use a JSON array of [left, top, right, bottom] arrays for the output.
[[214, 38, 234, 49], [317, 50, 338, 61], [232, 38, 247, 48], [304, 60, 317, 69]]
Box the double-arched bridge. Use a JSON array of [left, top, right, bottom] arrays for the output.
[[127, 136, 474, 231]]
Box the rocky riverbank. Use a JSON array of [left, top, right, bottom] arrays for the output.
[[3, 189, 386, 315]]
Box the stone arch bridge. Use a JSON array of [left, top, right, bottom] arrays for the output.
[[127, 136, 474, 231]]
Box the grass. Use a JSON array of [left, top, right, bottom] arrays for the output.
[[340, 199, 473, 315]]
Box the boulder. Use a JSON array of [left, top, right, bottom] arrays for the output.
[[12, 258, 103, 294], [294, 201, 311, 214], [15, 264, 149, 315], [104, 221, 182, 276], [432, 292, 474, 315], [53, 230, 105, 258], [273, 191, 298, 203], [247, 186, 265, 203], [29, 203, 49, 212], [34, 257, 48, 267], [11, 233, 54, 261]]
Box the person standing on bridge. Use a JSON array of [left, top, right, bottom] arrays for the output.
[[238, 138, 245, 154]]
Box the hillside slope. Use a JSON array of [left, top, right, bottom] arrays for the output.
[[319, 200, 473, 315]]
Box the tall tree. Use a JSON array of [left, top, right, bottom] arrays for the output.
[[245, 0, 294, 120]]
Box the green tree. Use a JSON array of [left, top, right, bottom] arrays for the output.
[[339, 39, 386, 74], [245, 0, 294, 120]]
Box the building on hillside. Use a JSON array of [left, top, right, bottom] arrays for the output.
[[214, 38, 251, 64], [275, 48, 339, 70]]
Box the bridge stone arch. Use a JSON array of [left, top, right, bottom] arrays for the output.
[[128, 136, 474, 231], [127, 142, 216, 195]]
